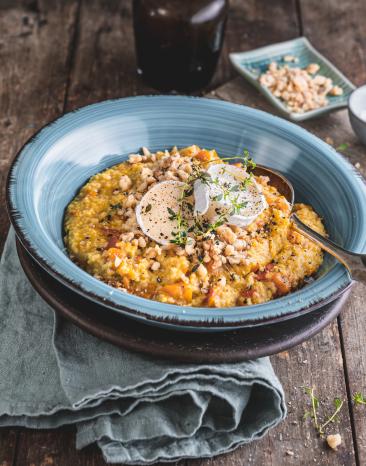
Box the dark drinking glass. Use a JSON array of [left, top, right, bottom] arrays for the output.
[[133, 0, 229, 92]]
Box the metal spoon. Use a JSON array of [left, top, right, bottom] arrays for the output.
[[252, 164, 366, 284]]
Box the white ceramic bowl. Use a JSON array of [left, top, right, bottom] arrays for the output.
[[349, 85, 366, 146]]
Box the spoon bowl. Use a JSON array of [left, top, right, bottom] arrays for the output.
[[251, 165, 366, 284]]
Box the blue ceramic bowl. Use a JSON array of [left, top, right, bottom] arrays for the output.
[[7, 96, 366, 331]]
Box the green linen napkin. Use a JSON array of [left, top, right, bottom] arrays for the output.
[[0, 229, 286, 464]]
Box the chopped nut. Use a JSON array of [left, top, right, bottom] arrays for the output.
[[285, 450, 294, 456], [141, 166, 153, 179], [185, 243, 195, 255], [329, 85, 343, 96], [136, 181, 148, 193], [307, 63, 320, 74], [283, 55, 297, 62], [326, 434, 341, 450], [128, 154, 142, 164], [259, 61, 338, 113], [142, 146, 151, 156], [196, 263, 208, 279], [138, 237, 147, 248], [224, 244, 235, 256], [203, 252, 211, 263], [120, 232, 134, 242], [150, 261, 161, 271], [145, 247, 157, 258], [216, 225, 237, 244], [125, 194, 137, 208], [233, 239, 247, 251], [177, 169, 189, 181], [227, 255, 242, 265], [119, 175, 132, 191]]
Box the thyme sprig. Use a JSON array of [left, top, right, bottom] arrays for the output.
[[167, 149, 256, 246], [353, 392, 366, 405], [303, 387, 344, 437]]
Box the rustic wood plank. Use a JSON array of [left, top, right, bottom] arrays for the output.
[[2, 0, 364, 465], [179, 326, 355, 466], [0, 0, 79, 255], [0, 428, 17, 466], [299, 0, 366, 86], [0, 1, 78, 464], [65, 0, 154, 110], [209, 0, 300, 90], [298, 2, 366, 463], [339, 284, 366, 466], [65, 0, 300, 106]]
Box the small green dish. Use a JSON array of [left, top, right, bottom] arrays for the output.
[[229, 37, 355, 121]]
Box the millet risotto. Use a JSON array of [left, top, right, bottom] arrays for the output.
[[64, 145, 325, 307]]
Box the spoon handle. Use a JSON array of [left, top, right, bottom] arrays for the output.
[[291, 213, 366, 285]]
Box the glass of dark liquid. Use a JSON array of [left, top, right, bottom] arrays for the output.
[[133, 0, 229, 92]]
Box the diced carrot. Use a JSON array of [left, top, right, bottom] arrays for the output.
[[87, 190, 97, 197], [106, 247, 124, 261], [265, 263, 275, 272], [271, 272, 291, 296], [161, 282, 193, 303], [195, 150, 212, 162], [256, 263, 275, 280], [122, 276, 130, 288], [206, 288, 217, 307], [276, 197, 291, 215], [183, 285, 192, 302]]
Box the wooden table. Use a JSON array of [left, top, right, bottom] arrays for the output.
[[1, 1, 365, 465]]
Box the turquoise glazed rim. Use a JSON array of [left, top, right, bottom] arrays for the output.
[[6, 96, 366, 330]]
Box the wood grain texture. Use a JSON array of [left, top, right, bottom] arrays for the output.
[[209, 0, 300, 90], [211, 77, 357, 466], [1, 0, 365, 464], [298, 2, 366, 463], [0, 428, 17, 466], [0, 0, 79, 256], [65, 0, 300, 107], [299, 0, 366, 86]]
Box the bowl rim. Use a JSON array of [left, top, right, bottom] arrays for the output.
[[6, 95, 364, 329]]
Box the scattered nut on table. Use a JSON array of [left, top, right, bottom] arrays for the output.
[[326, 433, 342, 450]]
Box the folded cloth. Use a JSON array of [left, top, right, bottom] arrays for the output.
[[0, 230, 286, 464]]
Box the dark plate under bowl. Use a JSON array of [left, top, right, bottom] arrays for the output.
[[17, 239, 351, 363]]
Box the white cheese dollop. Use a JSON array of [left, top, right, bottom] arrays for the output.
[[136, 164, 267, 244], [136, 180, 191, 245], [194, 164, 267, 227]]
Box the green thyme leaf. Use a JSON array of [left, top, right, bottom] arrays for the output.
[[191, 263, 200, 273], [336, 143, 349, 152], [353, 392, 366, 405]]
